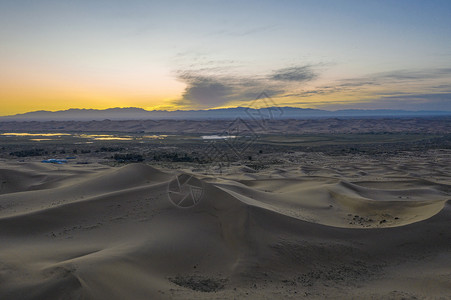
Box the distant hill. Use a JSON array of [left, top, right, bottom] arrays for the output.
[[1, 107, 451, 121]]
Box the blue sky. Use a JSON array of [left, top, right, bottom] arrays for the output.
[[1, 0, 451, 114]]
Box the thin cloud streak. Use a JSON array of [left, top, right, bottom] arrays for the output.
[[271, 66, 318, 82]]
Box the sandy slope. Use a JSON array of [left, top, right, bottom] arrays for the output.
[[0, 160, 450, 299]]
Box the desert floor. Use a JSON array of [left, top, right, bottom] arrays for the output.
[[0, 148, 450, 299]]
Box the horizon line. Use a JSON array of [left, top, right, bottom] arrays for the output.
[[3, 106, 451, 117]]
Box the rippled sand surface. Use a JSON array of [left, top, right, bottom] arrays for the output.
[[0, 152, 450, 299]]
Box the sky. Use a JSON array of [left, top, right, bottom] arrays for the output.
[[1, 0, 451, 115]]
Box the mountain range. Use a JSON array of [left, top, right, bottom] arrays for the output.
[[2, 107, 451, 121]]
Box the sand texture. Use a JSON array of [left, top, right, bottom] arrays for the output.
[[0, 156, 450, 299]]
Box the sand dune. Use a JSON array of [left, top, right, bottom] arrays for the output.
[[0, 161, 450, 299]]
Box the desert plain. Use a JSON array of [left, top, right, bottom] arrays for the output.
[[0, 118, 450, 299]]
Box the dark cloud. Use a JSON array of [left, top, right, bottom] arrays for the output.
[[271, 66, 317, 82], [175, 72, 266, 108], [174, 64, 322, 107], [175, 68, 301, 108], [177, 74, 233, 107]]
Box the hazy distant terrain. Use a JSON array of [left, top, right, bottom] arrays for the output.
[[1, 116, 451, 134], [2, 107, 451, 121]]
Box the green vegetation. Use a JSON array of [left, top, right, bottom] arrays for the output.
[[113, 153, 144, 162], [10, 149, 47, 157]]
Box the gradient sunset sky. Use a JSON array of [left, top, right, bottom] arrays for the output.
[[1, 0, 451, 115]]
